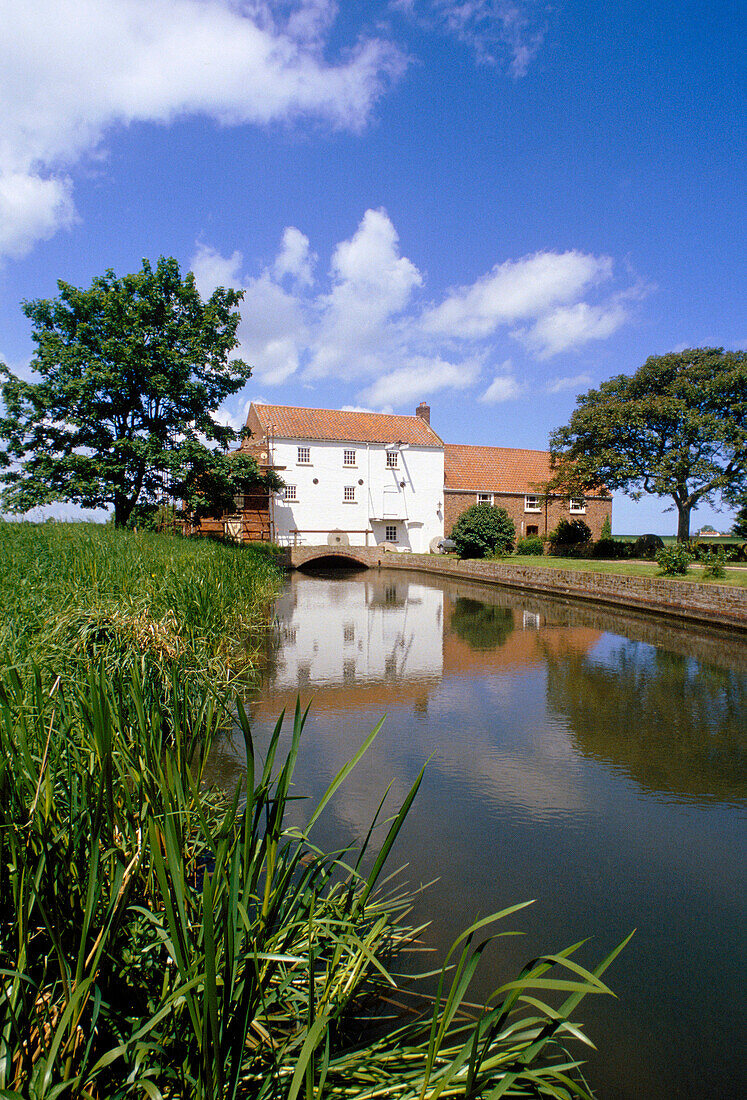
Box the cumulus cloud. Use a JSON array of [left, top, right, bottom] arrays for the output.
[[0, 172, 77, 260], [191, 208, 639, 411], [274, 227, 316, 285], [423, 251, 613, 339], [480, 363, 522, 403], [519, 300, 629, 359], [0, 0, 406, 261]]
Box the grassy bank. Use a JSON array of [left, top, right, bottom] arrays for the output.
[[0, 521, 284, 689], [508, 554, 747, 586], [0, 524, 627, 1098]]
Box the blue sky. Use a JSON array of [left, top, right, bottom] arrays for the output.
[[1, 0, 744, 533]]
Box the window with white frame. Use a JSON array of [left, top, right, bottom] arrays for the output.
[[385, 525, 397, 542], [297, 446, 310, 464], [283, 485, 297, 501], [477, 492, 493, 505], [386, 451, 398, 468], [569, 497, 586, 513], [525, 495, 541, 512], [343, 486, 355, 502], [343, 449, 356, 466]]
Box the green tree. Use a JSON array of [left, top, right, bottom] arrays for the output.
[[600, 513, 612, 540], [0, 257, 280, 526], [732, 504, 747, 539], [451, 503, 515, 559], [548, 348, 747, 541]]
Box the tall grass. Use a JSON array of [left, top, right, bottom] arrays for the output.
[[0, 521, 282, 693], [0, 524, 629, 1097]]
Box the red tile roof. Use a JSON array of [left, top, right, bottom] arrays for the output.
[[249, 403, 443, 447], [445, 443, 553, 495]]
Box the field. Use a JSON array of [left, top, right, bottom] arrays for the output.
[[508, 554, 747, 586]]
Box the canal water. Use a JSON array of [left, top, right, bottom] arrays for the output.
[[207, 568, 747, 1099]]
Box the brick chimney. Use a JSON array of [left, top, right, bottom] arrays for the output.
[[416, 401, 430, 425]]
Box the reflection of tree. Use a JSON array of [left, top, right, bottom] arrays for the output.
[[450, 598, 515, 651], [547, 647, 747, 803]]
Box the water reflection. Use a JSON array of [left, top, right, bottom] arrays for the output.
[[206, 569, 746, 1100], [548, 645, 747, 804]]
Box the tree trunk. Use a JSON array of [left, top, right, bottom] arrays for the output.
[[676, 501, 692, 542], [114, 494, 133, 528]]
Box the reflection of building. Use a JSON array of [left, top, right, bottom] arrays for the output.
[[267, 576, 444, 697], [253, 574, 603, 718]]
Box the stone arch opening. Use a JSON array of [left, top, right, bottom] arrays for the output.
[[296, 552, 369, 574]]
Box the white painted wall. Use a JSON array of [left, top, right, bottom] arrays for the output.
[[270, 438, 444, 551], [271, 576, 444, 690]]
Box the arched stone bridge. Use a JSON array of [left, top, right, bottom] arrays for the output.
[[286, 545, 392, 570]]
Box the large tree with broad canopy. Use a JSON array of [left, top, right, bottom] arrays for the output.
[[0, 257, 280, 526], [547, 348, 747, 541]]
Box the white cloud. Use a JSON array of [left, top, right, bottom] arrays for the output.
[[396, 1, 548, 77], [308, 208, 423, 379], [519, 300, 629, 359], [359, 355, 482, 408], [0, 0, 406, 261], [190, 244, 244, 297], [422, 251, 613, 338], [193, 210, 639, 410], [546, 373, 593, 394], [0, 172, 77, 260], [274, 227, 316, 285], [480, 365, 522, 403]]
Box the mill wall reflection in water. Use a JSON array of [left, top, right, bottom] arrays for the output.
[[207, 570, 746, 1100]]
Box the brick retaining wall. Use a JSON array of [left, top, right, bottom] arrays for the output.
[[356, 553, 747, 632]]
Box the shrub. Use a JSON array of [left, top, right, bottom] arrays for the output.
[[548, 519, 591, 556], [600, 514, 612, 540], [591, 537, 618, 559], [634, 533, 665, 559], [656, 543, 692, 575], [703, 547, 726, 579], [452, 503, 516, 559], [515, 535, 544, 555]]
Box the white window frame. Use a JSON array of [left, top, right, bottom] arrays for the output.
[[386, 451, 398, 468], [477, 492, 493, 505], [343, 449, 356, 467], [569, 497, 586, 514], [297, 446, 311, 464], [343, 486, 356, 503], [283, 485, 297, 501], [385, 524, 398, 543], [524, 495, 541, 512]]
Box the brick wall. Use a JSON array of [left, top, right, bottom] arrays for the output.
[[444, 492, 611, 541]]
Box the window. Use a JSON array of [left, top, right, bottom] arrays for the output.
[[343, 623, 355, 644], [570, 497, 586, 514], [526, 524, 539, 537], [525, 495, 541, 512], [343, 486, 355, 502], [385, 525, 397, 542], [283, 485, 297, 501], [297, 446, 310, 464], [386, 451, 398, 468], [343, 659, 356, 685], [343, 449, 356, 466], [477, 492, 493, 505]]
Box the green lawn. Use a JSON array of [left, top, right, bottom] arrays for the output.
[[506, 555, 747, 586]]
